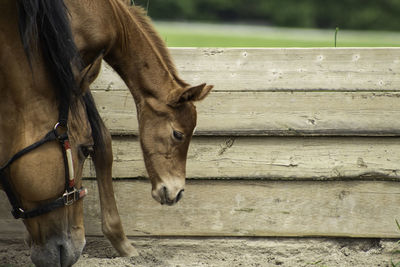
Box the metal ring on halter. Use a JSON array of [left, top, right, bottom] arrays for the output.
[[54, 122, 69, 130], [54, 122, 68, 139]]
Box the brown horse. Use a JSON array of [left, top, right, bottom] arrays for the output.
[[0, 0, 212, 266], [67, 0, 212, 259]]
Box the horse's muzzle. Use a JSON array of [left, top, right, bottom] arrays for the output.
[[30, 235, 85, 267], [152, 182, 185, 206]]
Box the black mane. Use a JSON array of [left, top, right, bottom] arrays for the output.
[[17, 0, 79, 107], [17, 0, 105, 151]]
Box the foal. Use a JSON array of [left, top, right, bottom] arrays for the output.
[[66, 0, 213, 258]]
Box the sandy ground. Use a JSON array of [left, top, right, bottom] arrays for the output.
[[1, 236, 400, 267]]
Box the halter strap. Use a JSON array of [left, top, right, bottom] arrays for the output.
[[0, 125, 87, 219], [11, 185, 87, 220], [0, 102, 88, 219], [0, 129, 58, 217]]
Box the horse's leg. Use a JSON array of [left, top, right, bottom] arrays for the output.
[[91, 126, 138, 257]]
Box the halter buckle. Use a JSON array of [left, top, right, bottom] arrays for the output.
[[11, 208, 25, 219], [63, 189, 78, 206]]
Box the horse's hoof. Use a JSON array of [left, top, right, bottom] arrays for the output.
[[122, 245, 139, 257], [118, 241, 139, 257]]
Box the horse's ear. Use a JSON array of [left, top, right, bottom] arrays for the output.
[[77, 57, 102, 94], [73, 52, 103, 95], [167, 83, 213, 107]]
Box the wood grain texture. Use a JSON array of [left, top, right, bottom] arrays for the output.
[[2, 180, 399, 238], [0, 194, 24, 236], [82, 137, 400, 180], [92, 90, 400, 136], [2, 48, 400, 239], [91, 48, 400, 92]]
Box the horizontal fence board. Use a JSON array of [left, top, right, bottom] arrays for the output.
[[91, 180, 400, 238], [3, 180, 398, 238], [92, 90, 400, 136], [0, 197, 24, 237], [91, 48, 400, 92], [0, 180, 400, 238], [83, 137, 400, 180], [83, 180, 400, 238]]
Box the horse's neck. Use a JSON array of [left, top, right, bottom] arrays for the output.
[[102, 2, 179, 104]]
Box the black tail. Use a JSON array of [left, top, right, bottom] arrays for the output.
[[17, 0, 105, 151]]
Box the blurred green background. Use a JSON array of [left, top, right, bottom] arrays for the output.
[[132, 0, 400, 47]]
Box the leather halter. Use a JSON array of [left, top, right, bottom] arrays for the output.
[[0, 103, 87, 219]]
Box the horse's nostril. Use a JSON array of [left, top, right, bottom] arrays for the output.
[[176, 189, 184, 203], [162, 186, 167, 195], [158, 186, 184, 205], [161, 186, 168, 204]]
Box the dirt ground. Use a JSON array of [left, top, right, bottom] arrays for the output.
[[1, 236, 399, 267]]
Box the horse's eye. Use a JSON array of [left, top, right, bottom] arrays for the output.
[[173, 130, 184, 141]]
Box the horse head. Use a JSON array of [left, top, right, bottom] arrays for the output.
[[0, 0, 97, 265], [139, 83, 213, 205]]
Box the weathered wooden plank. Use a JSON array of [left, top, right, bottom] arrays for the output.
[[0, 195, 24, 237], [96, 180, 400, 238], [92, 90, 400, 136], [2, 180, 399, 238], [82, 137, 400, 180], [91, 48, 400, 92]]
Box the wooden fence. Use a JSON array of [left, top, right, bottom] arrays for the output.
[[1, 48, 400, 238]]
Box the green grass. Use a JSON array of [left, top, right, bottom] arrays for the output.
[[154, 21, 400, 47]]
